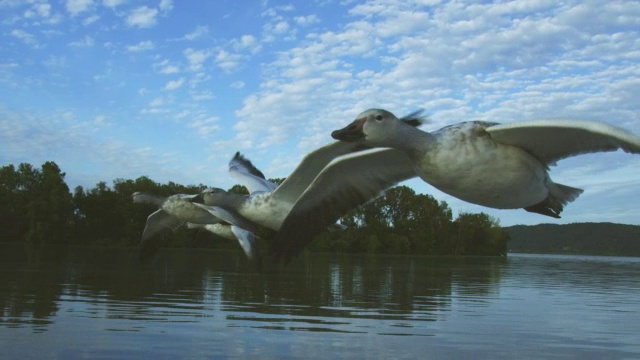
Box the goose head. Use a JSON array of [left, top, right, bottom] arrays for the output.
[[331, 109, 422, 147], [193, 187, 229, 206]]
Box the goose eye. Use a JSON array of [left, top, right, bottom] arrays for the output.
[[374, 114, 384, 121]]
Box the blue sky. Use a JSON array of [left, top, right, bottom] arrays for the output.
[[1, 0, 639, 226]]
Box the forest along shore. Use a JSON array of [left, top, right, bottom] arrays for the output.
[[505, 222, 640, 256]]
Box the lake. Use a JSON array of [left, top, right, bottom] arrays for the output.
[[1, 245, 639, 359]]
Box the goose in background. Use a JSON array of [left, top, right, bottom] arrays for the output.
[[132, 153, 278, 261], [132, 192, 222, 261], [186, 222, 257, 259]]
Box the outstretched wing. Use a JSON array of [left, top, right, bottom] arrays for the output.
[[273, 148, 416, 263], [487, 120, 640, 166], [137, 209, 181, 262], [229, 152, 278, 194]]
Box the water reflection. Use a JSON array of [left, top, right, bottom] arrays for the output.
[[0, 245, 508, 334], [1, 246, 639, 358]]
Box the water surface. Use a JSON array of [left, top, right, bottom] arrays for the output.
[[1, 246, 639, 359]]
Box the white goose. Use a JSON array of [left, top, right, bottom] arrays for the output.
[[132, 192, 223, 260], [132, 154, 277, 260], [274, 109, 640, 261], [330, 109, 640, 217], [193, 112, 425, 258]]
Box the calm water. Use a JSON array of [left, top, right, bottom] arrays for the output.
[[1, 246, 639, 359]]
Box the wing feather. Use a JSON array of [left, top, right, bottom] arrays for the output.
[[273, 148, 416, 262], [487, 120, 640, 166]]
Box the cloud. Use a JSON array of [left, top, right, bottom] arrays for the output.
[[227, 0, 640, 181], [10, 29, 38, 47], [184, 48, 212, 71], [82, 14, 100, 25], [42, 55, 67, 70], [215, 50, 243, 72], [294, 15, 320, 26], [68, 35, 95, 47], [230, 81, 245, 89], [126, 40, 155, 52], [153, 59, 180, 74], [231, 35, 262, 54], [65, 0, 93, 16], [184, 25, 209, 41], [159, 0, 173, 13], [24, 2, 51, 19], [102, 0, 125, 8], [189, 116, 219, 137], [126, 6, 158, 28], [164, 78, 185, 90]]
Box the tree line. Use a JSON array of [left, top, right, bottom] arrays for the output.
[[0, 161, 509, 258]]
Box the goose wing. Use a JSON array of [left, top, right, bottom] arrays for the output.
[[141, 209, 181, 242], [270, 140, 364, 205], [487, 120, 640, 166], [230, 225, 257, 259], [137, 209, 182, 262], [229, 152, 278, 194], [273, 148, 416, 262]]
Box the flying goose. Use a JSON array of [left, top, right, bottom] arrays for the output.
[[193, 112, 425, 260], [274, 109, 640, 262], [331, 108, 640, 217]]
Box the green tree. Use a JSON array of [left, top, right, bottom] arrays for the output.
[[0, 165, 25, 241], [453, 212, 509, 256], [23, 162, 74, 259]]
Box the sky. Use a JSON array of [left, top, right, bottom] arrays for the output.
[[1, 0, 639, 227]]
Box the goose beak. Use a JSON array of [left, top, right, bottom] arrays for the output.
[[191, 193, 204, 203], [331, 117, 366, 141]]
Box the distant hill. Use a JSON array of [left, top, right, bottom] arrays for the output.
[[504, 222, 640, 256]]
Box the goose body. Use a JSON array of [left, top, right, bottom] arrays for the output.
[[331, 109, 640, 217]]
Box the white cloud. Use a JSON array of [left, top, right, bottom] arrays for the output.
[[68, 35, 95, 47], [231, 34, 262, 54], [230, 81, 245, 89], [148, 96, 164, 107], [126, 6, 158, 28], [184, 25, 208, 40], [10, 29, 38, 47], [82, 14, 100, 25], [65, 0, 93, 16], [294, 14, 319, 26], [42, 55, 67, 70], [159, 0, 173, 13], [228, 0, 640, 171], [126, 40, 154, 52], [153, 59, 179, 74], [215, 50, 242, 72], [184, 48, 212, 71], [25, 3, 51, 18], [102, 0, 125, 8], [189, 116, 219, 137], [164, 78, 184, 90]]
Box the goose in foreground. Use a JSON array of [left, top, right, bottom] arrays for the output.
[[330, 109, 640, 217]]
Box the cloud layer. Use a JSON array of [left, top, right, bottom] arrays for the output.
[[1, 0, 639, 226]]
